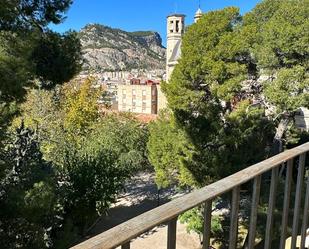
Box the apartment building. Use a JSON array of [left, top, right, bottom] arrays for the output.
[[117, 80, 158, 114]]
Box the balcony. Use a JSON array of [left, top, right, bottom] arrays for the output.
[[71, 142, 309, 249]]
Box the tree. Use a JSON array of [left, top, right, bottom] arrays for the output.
[[147, 110, 197, 187], [0, 1, 83, 247], [156, 7, 273, 187], [10, 77, 151, 246], [62, 77, 99, 133], [56, 147, 129, 241], [86, 114, 150, 173], [149, 0, 308, 245], [0, 123, 61, 249], [242, 0, 309, 153], [31, 31, 83, 89], [152, 0, 308, 188], [0, 0, 72, 31], [0, 0, 82, 131]]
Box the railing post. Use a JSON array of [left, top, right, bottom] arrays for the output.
[[279, 159, 294, 249], [122, 242, 130, 249], [300, 172, 309, 249], [203, 200, 212, 249], [264, 166, 279, 249], [229, 186, 240, 249], [291, 153, 306, 249], [167, 217, 177, 249], [248, 175, 262, 249]]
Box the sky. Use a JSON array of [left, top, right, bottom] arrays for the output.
[[50, 0, 262, 46]]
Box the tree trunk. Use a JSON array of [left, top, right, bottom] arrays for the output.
[[272, 117, 290, 155], [242, 233, 249, 249]]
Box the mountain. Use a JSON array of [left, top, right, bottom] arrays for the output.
[[79, 24, 166, 72]]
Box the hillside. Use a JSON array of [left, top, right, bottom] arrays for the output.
[[79, 24, 166, 72]]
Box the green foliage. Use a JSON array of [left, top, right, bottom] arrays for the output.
[[147, 110, 197, 187], [0, 31, 33, 103], [0, 0, 81, 129], [149, 0, 308, 191], [0, 1, 84, 247], [151, 1, 309, 243], [179, 207, 223, 236], [86, 115, 150, 173], [0, 0, 72, 31], [9, 77, 151, 246], [31, 31, 83, 88], [244, 0, 309, 70], [264, 66, 309, 113], [0, 124, 61, 249], [59, 148, 128, 228], [165, 7, 246, 106]]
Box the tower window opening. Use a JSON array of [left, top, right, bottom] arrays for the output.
[[176, 20, 179, 32]]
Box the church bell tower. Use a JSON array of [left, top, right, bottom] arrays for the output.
[[166, 14, 185, 81], [194, 8, 203, 23]]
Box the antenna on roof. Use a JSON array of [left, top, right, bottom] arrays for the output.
[[174, 2, 178, 13], [198, 0, 201, 8]]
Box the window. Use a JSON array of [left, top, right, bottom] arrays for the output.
[[132, 89, 136, 95], [176, 20, 179, 32], [142, 90, 146, 96], [142, 100, 147, 109], [142, 101, 146, 112], [170, 20, 174, 33], [122, 89, 126, 95]]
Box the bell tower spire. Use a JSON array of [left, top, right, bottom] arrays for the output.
[[194, 0, 203, 23], [166, 13, 185, 81]]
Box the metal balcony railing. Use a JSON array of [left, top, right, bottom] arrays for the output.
[[71, 142, 309, 249]]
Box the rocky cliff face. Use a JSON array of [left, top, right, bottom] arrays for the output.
[[79, 24, 166, 72]]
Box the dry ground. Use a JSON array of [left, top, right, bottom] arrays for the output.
[[86, 172, 202, 249]]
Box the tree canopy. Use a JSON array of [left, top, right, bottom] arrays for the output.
[[0, 0, 72, 31], [0, 0, 82, 134], [149, 0, 308, 188]]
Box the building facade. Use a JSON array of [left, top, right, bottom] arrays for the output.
[[117, 83, 158, 114]]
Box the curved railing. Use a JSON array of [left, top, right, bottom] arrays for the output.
[[71, 142, 309, 249]]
